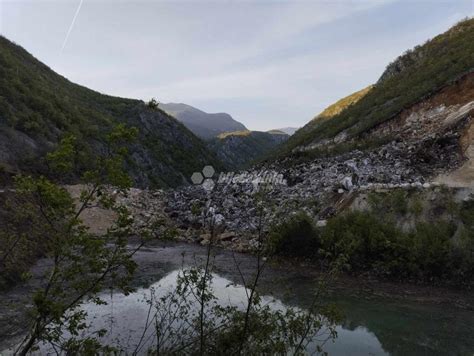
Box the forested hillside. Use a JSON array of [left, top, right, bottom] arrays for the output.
[[207, 130, 289, 169], [0, 36, 222, 187]]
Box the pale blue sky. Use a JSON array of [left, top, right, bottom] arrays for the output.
[[0, 0, 472, 130]]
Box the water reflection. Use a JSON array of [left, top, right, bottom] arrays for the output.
[[57, 270, 388, 355], [31, 242, 474, 355]]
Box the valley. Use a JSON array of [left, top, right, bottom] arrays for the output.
[[0, 11, 473, 356]]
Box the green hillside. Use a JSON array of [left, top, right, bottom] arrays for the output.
[[280, 17, 474, 156], [0, 36, 222, 187], [208, 130, 289, 170], [291, 85, 373, 140]]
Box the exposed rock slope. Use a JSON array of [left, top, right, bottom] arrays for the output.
[[280, 18, 474, 155]]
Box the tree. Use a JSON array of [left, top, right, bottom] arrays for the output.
[[2, 124, 149, 355], [147, 98, 159, 110], [3, 126, 342, 354], [131, 186, 342, 355]]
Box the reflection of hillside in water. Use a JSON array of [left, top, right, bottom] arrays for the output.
[[234, 262, 474, 356], [329, 296, 474, 356], [30, 242, 474, 356], [71, 270, 387, 355]]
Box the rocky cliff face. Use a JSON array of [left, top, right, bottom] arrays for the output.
[[119, 105, 224, 188], [377, 47, 425, 84]]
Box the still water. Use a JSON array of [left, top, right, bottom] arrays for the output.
[[77, 270, 388, 355], [41, 242, 474, 355]]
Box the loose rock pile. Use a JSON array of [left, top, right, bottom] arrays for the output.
[[110, 100, 473, 252], [115, 128, 465, 251]]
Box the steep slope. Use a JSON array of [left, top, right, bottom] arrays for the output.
[[0, 36, 222, 188], [280, 18, 474, 156], [160, 103, 247, 139], [165, 71, 473, 253], [286, 85, 372, 149], [207, 130, 289, 170]]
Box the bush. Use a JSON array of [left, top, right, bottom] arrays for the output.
[[266, 190, 474, 285], [268, 212, 320, 258], [320, 210, 471, 283], [454, 227, 474, 277], [460, 198, 474, 226], [408, 222, 455, 278], [147, 98, 159, 110], [368, 189, 409, 216], [321, 211, 406, 274], [337, 189, 474, 281]]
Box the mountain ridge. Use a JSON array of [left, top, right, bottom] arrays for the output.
[[278, 18, 474, 157], [0, 35, 222, 188], [273, 127, 299, 135], [160, 102, 247, 139]]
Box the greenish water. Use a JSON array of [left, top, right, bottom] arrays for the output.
[[263, 274, 474, 356], [75, 270, 474, 355], [27, 242, 474, 355]]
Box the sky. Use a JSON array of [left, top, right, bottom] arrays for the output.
[[0, 1, 473, 131]]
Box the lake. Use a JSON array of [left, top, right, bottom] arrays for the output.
[[4, 241, 474, 355]]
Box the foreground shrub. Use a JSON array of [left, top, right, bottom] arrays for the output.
[[408, 222, 455, 279], [268, 212, 320, 257], [321, 211, 406, 275]]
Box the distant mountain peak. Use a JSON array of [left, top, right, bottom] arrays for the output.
[[160, 103, 247, 139]]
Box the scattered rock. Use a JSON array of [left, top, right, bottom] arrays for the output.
[[218, 232, 235, 242], [104, 114, 469, 253], [316, 220, 327, 227], [341, 176, 353, 191]]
